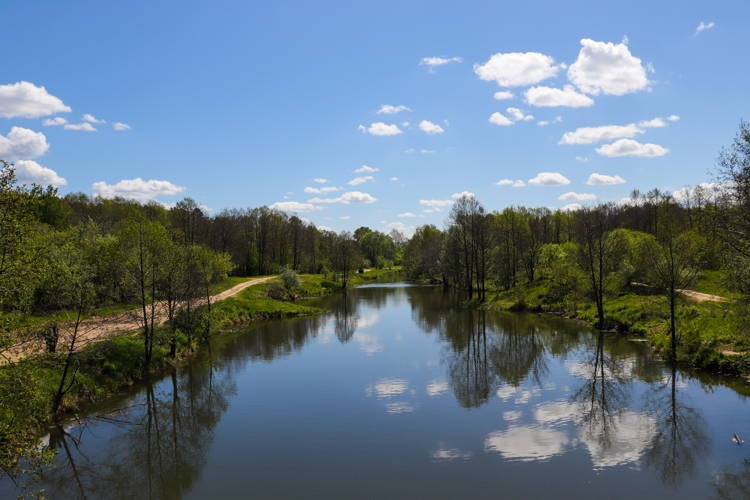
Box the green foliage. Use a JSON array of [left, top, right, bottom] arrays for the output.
[[279, 266, 302, 291]]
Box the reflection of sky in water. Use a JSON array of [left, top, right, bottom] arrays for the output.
[[503, 411, 522, 421], [431, 445, 472, 461], [354, 332, 383, 354], [484, 425, 572, 462], [385, 402, 415, 414], [426, 379, 449, 397], [367, 378, 409, 398]]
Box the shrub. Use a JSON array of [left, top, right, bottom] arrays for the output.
[[279, 266, 301, 291], [265, 283, 291, 301]]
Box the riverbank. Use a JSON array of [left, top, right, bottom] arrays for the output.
[[474, 273, 750, 377]]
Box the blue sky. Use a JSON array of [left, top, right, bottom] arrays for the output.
[[1, 0, 748, 235]]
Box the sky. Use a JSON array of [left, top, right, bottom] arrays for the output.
[[1, 0, 748, 236]]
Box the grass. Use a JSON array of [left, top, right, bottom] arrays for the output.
[[483, 271, 750, 376]]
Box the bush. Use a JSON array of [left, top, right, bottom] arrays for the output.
[[265, 283, 291, 301], [279, 266, 301, 291]]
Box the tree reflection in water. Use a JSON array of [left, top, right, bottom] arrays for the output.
[[41, 353, 235, 500], [569, 332, 632, 455], [447, 311, 495, 408], [642, 364, 710, 489], [712, 458, 750, 499]]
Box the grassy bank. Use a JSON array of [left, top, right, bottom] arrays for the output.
[[479, 273, 750, 376]]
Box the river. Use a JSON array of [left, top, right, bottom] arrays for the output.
[[9, 283, 750, 499]]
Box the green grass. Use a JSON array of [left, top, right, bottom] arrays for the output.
[[693, 270, 733, 298], [211, 281, 323, 327]]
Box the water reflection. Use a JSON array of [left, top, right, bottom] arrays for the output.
[[41, 356, 235, 500], [643, 364, 711, 488]]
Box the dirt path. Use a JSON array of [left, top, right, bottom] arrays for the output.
[[632, 283, 726, 302], [2, 276, 276, 362]]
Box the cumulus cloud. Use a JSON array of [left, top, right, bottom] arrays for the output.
[[423, 208, 441, 213], [64, 122, 97, 131], [696, 22, 715, 35], [398, 212, 417, 217], [419, 56, 462, 70], [596, 139, 669, 157], [404, 148, 415, 153], [558, 191, 596, 201], [474, 52, 561, 87], [495, 179, 526, 187], [340, 215, 351, 220], [576, 156, 590, 162], [537, 116, 563, 126], [83, 114, 105, 123], [507, 108, 534, 121], [348, 175, 374, 186], [673, 182, 722, 203], [0, 81, 71, 119], [421, 149, 434, 153], [42, 117, 67, 126], [377, 105, 411, 114], [452, 191, 475, 199], [307, 191, 377, 204], [528, 172, 570, 186], [361, 122, 402, 136], [0, 127, 50, 161], [314, 178, 329, 183], [304, 186, 341, 194], [268, 201, 323, 213], [587, 173, 626, 185], [668, 115, 680, 121], [419, 120, 444, 134], [318, 225, 333, 232], [112, 122, 131, 131], [568, 39, 650, 96], [91, 178, 186, 200], [390, 177, 398, 181], [12, 160, 67, 187], [355, 165, 379, 173], [494, 91, 515, 100], [489, 112, 513, 126], [559, 124, 643, 145], [419, 199, 453, 207], [639, 117, 667, 128], [561, 203, 583, 211], [524, 85, 594, 107]]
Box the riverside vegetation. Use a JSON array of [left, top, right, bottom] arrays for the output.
[[0, 121, 748, 496], [401, 121, 750, 377]]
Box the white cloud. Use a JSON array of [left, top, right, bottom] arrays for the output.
[[64, 122, 97, 131], [12, 160, 67, 187], [318, 225, 333, 232], [421, 149, 434, 154], [340, 215, 351, 220], [596, 138, 669, 157], [83, 114, 105, 123], [304, 186, 341, 194], [112, 122, 131, 131], [419, 120, 444, 134], [507, 107, 534, 121], [348, 175, 374, 186], [495, 179, 514, 186], [0, 81, 71, 119], [398, 212, 417, 217], [489, 112, 513, 126], [362, 122, 402, 136], [444, 119, 449, 126], [512, 180, 526, 187], [377, 105, 411, 114], [558, 191, 596, 201], [673, 182, 722, 203], [0, 127, 50, 161], [528, 172, 570, 186], [390, 177, 398, 181], [559, 124, 643, 145], [314, 178, 329, 183], [355, 165, 379, 173], [419, 56, 462, 69], [405, 148, 415, 153], [269, 201, 323, 213], [42, 117, 67, 126], [622, 35, 629, 45], [307, 191, 377, 204], [568, 39, 650, 96], [452, 191, 475, 199], [358, 125, 366, 132], [587, 173, 626, 185], [575, 156, 590, 162], [419, 199, 453, 207], [474, 52, 562, 87], [401, 121, 409, 127], [561, 203, 583, 211], [524, 85, 594, 107], [494, 91, 515, 100], [696, 22, 715, 35], [638, 117, 667, 128], [423, 208, 441, 213], [667, 115, 680, 121], [92, 178, 186, 200]]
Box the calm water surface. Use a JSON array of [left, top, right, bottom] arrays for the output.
[[13, 283, 750, 499]]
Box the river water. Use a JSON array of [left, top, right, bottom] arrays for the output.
[[12, 283, 750, 499]]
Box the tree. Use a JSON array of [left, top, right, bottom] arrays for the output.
[[574, 203, 626, 328], [191, 246, 233, 343], [331, 231, 357, 287]]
